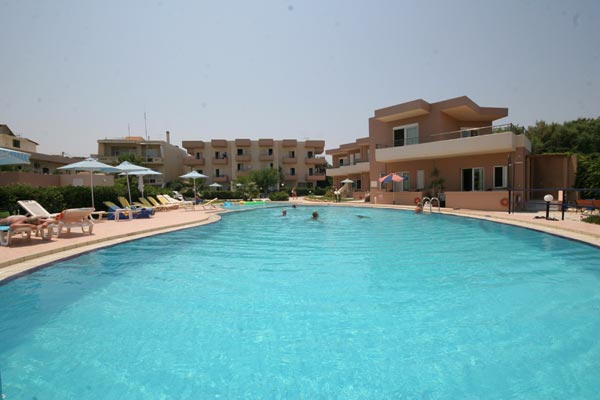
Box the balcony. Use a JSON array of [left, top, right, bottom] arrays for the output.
[[96, 155, 119, 164], [213, 158, 228, 165], [141, 156, 163, 164], [284, 174, 298, 181], [214, 175, 229, 183], [235, 139, 251, 147], [211, 139, 228, 147], [375, 124, 530, 163], [182, 140, 205, 149], [235, 154, 251, 162], [326, 162, 370, 177], [305, 173, 326, 182], [282, 139, 297, 147], [305, 157, 327, 165], [282, 157, 297, 164], [184, 156, 205, 166], [258, 139, 274, 146], [259, 154, 274, 161]]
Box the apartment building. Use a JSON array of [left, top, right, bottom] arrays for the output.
[[96, 131, 188, 186], [0, 124, 89, 187], [181, 139, 326, 190], [327, 96, 537, 210], [326, 137, 370, 197]]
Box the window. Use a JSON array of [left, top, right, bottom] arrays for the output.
[[393, 172, 410, 192], [461, 167, 484, 191], [270, 163, 273, 169], [288, 151, 295, 158], [237, 148, 243, 156], [494, 166, 507, 188], [215, 168, 220, 177], [290, 168, 296, 176], [195, 152, 202, 159], [12, 139, 20, 148], [393, 124, 418, 147], [268, 148, 273, 156], [237, 163, 243, 171], [356, 179, 362, 190], [417, 170, 425, 190], [307, 151, 314, 159], [339, 159, 344, 166], [214, 151, 220, 159], [308, 167, 314, 176]]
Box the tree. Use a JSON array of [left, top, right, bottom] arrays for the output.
[[248, 168, 280, 195], [117, 153, 144, 166]]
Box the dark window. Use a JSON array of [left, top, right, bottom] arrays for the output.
[[393, 128, 405, 147], [290, 168, 296, 176], [237, 148, 243, 156], [268, 148, 273, 155], [12, 139, 20, 148]]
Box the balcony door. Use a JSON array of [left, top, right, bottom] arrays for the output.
[[393, 124, 418, 147], [461, 167, 484, 191]]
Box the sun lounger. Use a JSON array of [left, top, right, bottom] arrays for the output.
[[104, 204, 153, 221], [118, 196, 154, 211], [139, 197, 169, 211], [162, 194, 195, 211], [0, 224, 37, 246], [51, 208, 95, 237], [18, 200, 60, 218], [150, 195, 179, 209], [199, 198, 220, 210]]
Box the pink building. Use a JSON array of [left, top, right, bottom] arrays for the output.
[[329, 96, 534, 211]]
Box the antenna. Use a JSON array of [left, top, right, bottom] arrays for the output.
[[144, 111, 148, 140]]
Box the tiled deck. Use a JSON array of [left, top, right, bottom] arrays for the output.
[[1, 200, 599, 283]]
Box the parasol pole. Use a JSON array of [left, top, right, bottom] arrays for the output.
[[90, 172, 95, 209]]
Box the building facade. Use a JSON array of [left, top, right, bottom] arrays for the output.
[[0, 124, 94, 187], [96, 131, 188, 186], [327, 96, 535, 211], [182, 139, 326, 190]]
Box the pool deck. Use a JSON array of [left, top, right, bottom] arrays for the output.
[[1, 199, 599, 283]]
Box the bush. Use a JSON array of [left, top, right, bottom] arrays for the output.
[[201, 190, 237, 200], [582, 215, 600, 225], [269, 191, 289, 201]]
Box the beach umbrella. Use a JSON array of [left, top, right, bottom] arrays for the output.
[[180, 171, 208, 195], [208, 182, 222, 190], [0, 147, 30, 166], [341, 178, 354, 184], [58, 158, 122, 208], [115, 161, 150, 205], [378, 172, 405, 184], [120, 169, 162, 197]]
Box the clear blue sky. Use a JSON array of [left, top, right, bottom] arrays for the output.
[[1, 0, 599, 156]]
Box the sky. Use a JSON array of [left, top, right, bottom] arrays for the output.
[[1, 0, 599, 157]]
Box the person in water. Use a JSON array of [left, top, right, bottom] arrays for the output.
[[312, 210, 319, 219], [415, 202, 423, 214], [282, 209, 287, 216]]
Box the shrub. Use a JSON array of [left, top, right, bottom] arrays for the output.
[[269, 191, 289, 201], [582, 215, 600, 225]]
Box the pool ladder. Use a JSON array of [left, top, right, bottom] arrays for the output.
[[421, 197, 441, 213]]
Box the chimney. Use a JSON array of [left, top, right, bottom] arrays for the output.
[[166, 130, 170, 144]]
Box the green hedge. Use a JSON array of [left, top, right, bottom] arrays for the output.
[[0, 184, 172, 214]]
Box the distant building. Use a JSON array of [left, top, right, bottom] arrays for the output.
[[0, 124, 91, 187], [181, 139, 326, 190], [96, 131, 188, 186]]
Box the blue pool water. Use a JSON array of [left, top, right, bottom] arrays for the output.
[[1, 206, 600, 399]]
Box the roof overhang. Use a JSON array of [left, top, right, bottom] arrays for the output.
[[374, 99, 431, 123]]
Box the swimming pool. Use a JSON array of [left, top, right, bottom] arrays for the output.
[[1, 206, 599, 398]]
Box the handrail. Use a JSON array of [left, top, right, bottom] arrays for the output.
[[421, 197, 441, 213]]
